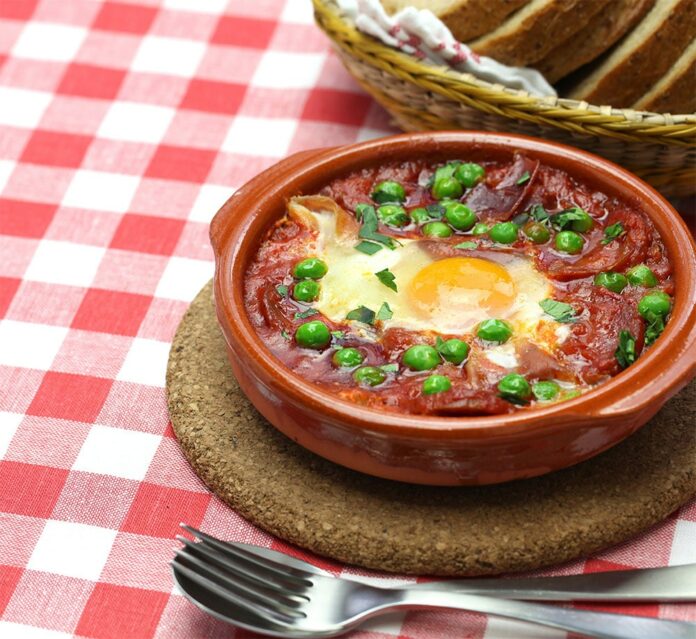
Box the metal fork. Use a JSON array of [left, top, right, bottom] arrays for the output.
[[171, 525, 696, 639]]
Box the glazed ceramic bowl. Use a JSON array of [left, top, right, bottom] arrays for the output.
[[210, 132, 696, 486]]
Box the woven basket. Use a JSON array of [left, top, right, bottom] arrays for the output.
[[314, 0, 696, 198]]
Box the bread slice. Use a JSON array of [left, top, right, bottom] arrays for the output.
[[534, 0, 654, 83], [468, 0, 611, 67], [633, 38, 696, 113], [568, 0, 696, 106], [379, 0, 529, 43]]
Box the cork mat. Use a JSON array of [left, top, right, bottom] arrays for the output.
[[166, 281, 696, 576]]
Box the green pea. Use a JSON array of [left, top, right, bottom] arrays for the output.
[[498, 373, 532, 402], [432, 177, 463, 201], [292, 280, 320, 302], [293, 257, 328, 280], [555, 230, 584, 255], [423, 375, 451, 395], [626, 264, 657, 287], [332, 347, 364, 368], [477, 319, 513, 343], [402, 344, 440, 371], [371, 180, 405, 204], [523, 221, 550, 244], [377, 204, 410, 228], [471, 222, 490, 236], [532, 380, 560, 401], [444, 202, 477, 231], [422, 221, 453, 238], [295, 321, 330, 349], [638, 291, 671, 318], [454, 162, 485, 188], [438, 338, 469, 365], [432, 163, 459, 184], [353, 366, 387, 387], [489, 222, 518, 244], [410, 207, 431, 224], [594, 272, 628, 293], [570, 211, 594, 233]]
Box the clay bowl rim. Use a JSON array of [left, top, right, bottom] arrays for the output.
[[211, 131, 696, 441]]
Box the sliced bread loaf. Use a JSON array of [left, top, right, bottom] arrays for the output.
[[379, 0, 529, 43], [568, 0, 696, 106], [633, 38, 696, 113], [534, 0, 654, 83], [468, 0, 611, 67]]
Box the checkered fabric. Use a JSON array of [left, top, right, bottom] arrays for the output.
[[0, 1, 694, 637]]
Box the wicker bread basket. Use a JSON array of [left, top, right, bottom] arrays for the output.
[[314, 0, 696, 197]]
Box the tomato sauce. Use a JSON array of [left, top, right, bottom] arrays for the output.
[[244, 154, 673, 415]]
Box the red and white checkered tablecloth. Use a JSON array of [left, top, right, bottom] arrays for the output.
[[0, 1, 694, 637]]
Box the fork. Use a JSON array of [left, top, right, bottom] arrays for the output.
[[171, 525, 696, 639]]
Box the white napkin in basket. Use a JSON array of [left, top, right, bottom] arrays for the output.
[[337, 0, 556, 97]]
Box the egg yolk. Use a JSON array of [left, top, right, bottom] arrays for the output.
[[408, 257, 515, 319]]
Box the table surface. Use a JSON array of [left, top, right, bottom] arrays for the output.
[[0, 1, 694, 638]]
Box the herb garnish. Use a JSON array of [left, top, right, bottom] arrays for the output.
[[615, 330, 637, 369], [425, 203, 445, 219], [346, 306, 375, 325], [331, 330, 345, 340], [354, 240, 382, 255], [354, 203, 397, 250], [275, 284, 289, 297], [380, 363, 398, 373], [375, 268, 397, 292], [294, 308, 318, 319], [644, 311, 665, 346], [454, 241, 477, 250], [280, 329, 291, 340], [528, 204, 550, 223], [602, 222, 624, 245], [376, 302, 393, 321], [539, 299, 576, 323], [551, 206, 588, 230], [516, 171, 531, 185]]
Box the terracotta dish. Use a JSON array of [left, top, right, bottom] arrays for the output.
[[210, 132, 696, 485]]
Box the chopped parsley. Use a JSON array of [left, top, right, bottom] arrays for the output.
[[644, 311, 665, 346], [376, 302, 393, 321], [454, 241, 477, 250], [425, 203, 445, 219], [294, 308, 318, 320], [275, 284, 289, 297], [346, 305, 375, 325], [551, 206, 588, 230], [280, 329, 291, 340], [602, 222, 625, 245], [355, 240, 382, 255], [375, 268, 397, 292], [539, 299, 576, 323], [516, 171, 531, 185], [615, 330, 637, 369], [355, 203, 397, 250], [331, 330, 345, 340], [528, 204, 550, 223], [380, 363, 398, 373]]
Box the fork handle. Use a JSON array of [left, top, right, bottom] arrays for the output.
[[394, 590, 696, 639], [413, 564, 696, 601]]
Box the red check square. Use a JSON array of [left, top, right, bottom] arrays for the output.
[[0, 0, 38, 20], [145, 145, 216, 183], [211, 16, 276, 48], [0, 277, 21, 318], [121, 482, 210, 538], [76, 584, 169, 639], [0, 565, 23, 616], [302, 88, 372, 126], [0, 461, 68, 518], [180, 78, 246, 115], [71, 288, 152, 336], [20, 130, 93, 169], [0, 200, 56, 239], [57, 64, 126, 100], [110, 214, 185, 256], [27, 372, 113, 422], [93, 2, 158, 35]]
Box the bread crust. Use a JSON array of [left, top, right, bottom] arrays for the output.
[[633, 38, 696, 113], [569, 0, 696, 106], [380, 0, 529, 43], [469, 0, 611, 67], [534, 0, 655, 83]]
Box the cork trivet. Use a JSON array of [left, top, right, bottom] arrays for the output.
[[167, 281, 696, 576]]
